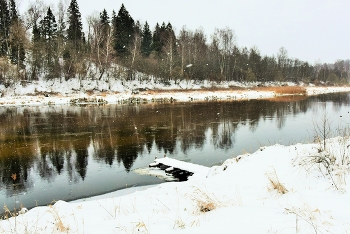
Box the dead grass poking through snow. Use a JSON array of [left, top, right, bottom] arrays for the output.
[[285, 202, 334, 234], [134, 220, 149, 233], [48, 205, 69, 232], [266, 168, 288, 195], [188, 187, 222, 213]]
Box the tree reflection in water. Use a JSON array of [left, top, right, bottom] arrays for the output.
[[0, 92, 349, 202]]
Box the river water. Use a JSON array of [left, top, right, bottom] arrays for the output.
[[1, 93, 350, 213]]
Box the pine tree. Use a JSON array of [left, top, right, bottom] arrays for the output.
[[31, 22, 42, 79], [165, 23, 176, 53], [9, 0, 17, 22], [111, 10, 116, 29], [41, 7, 57, 42], [99, 9, 110, 48], [67, 0, 83, 51], [141, 21, 152, 57], [0, 0, 10, 56], [32, 23, 41, 43], [100, 9, 109, 28], [152, 23, 162, 55], [40, 7, 58, 77], [64, 0, 84, 79], [152, 22, 167, 56], [113, 4, 134, 58]]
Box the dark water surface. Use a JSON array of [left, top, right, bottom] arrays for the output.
[[1, 93, 350, 212]]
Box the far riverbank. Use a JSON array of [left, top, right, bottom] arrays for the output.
[[0, 82, 350, 106]]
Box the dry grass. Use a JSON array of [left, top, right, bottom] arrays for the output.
[[142, 85, 307, 97], [85, 90, 94, 96], [285, 203, 331, 234], [2, 205, 13, 220], [188, 187, 221, 213], [253, 86, 307, 95], [266, 168, 288, 194], [134, 220, 149, 233], [173, 217, 186, 229], [198, 200, 216, 213], [48, 205, 69, 232]]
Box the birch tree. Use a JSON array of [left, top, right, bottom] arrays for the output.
[[211, 27, 236, 80]]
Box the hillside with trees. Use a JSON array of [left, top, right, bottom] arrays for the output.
[[0, 0, 349, 89]]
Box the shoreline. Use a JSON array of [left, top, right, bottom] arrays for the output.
[[2, 137, 350, 233], [0, 85, 349, 107]]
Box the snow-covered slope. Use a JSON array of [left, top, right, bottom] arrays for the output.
[[1, 137, 350, 233]]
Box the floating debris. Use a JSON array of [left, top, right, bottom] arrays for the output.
[[147, 157, 209, 181]]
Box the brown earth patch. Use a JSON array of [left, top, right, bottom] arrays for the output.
[[252, 86, 307, 95]]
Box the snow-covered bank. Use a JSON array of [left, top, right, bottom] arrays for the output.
[[1, 137, 350, 233], [306, 86, 350, 96], [0, 78, 349, 106]]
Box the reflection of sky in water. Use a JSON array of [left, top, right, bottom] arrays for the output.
[[1, 93, 350, 213]]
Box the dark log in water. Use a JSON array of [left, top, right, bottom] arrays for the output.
[[149, 162, 194, 181], [149, 157, 208, 181]]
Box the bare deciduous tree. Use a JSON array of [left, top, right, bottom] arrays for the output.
[[211, 27, 236, 80]]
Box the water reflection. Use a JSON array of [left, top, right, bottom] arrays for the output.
[[0, 93, 349, 210]]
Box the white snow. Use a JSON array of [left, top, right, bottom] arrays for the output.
[[2, 137, 350, 233], [306, 86, 350, 96], [0, 77, 349, 106]]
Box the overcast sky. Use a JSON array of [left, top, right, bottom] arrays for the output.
[[18, 0, 350, 64]]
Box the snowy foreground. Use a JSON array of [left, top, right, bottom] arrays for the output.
[[1, 137, 350, 233], [0, 78, 350, 105]]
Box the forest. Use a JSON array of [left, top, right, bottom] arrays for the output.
[[0, 0, 349, 87]]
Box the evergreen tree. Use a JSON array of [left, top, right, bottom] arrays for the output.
[[100, 9, 109, 27], [164, 23, 176, 52], [65, 0, 84, 79], [41, 7, 57, 42], [32, 23, 41, 43], [152, 23, 162, 55], [111, 10, 117, 53], [31, 22, 42, 79], [9, 0, 17, 22], [99, 8, 110, 48], [40, 7, 58, 77], [0, 0, 10, 56], [152, 22, 175, 58], [67, 0, 83, 50], [111, 10, 116, 29], [134, 20, 141, 36], [140, 21, 152, 57], [113, 4, 134, 58]]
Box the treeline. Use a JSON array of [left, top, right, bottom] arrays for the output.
[[0, 0, 349, 86]]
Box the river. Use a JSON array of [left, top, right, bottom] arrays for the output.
[[1, 92, 350, 214]]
